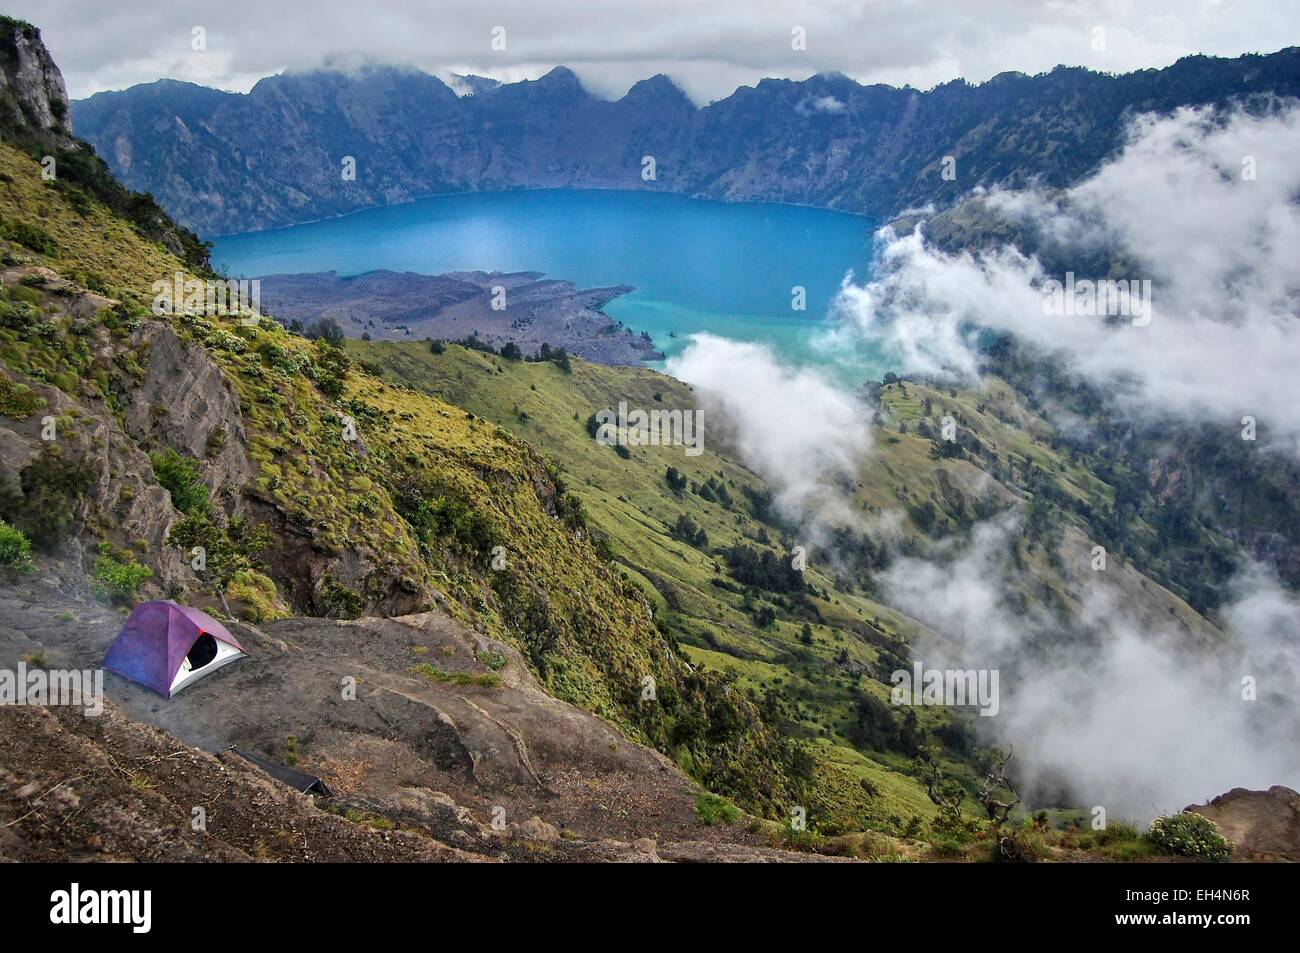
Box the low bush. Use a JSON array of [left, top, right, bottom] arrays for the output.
[[91, 546, 152, 603], [150, 448, 211, 516], [694, 792, 741, 826], [1146, 813, 1232, 862], [0, 519, 33, 569]]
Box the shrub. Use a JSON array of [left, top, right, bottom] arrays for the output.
[[991, 824, 1051, 863], [694, 792, 741, 826], [1145, 813, 1232, 862], [0, 374, 44, 418], [91, 547, 153, 602], [3, 220, 59, 256], [320, 576, 364, 619], [150, 448, 211, 516], [226, 569, 287, 623], [1092, 819, 1142, 846], [930, 837, 965, 858], [0, 520, 33, 569]]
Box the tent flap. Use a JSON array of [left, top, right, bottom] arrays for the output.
[[230, 747, 333, 796]]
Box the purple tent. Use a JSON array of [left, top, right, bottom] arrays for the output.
[[103, 600, 246, 698]]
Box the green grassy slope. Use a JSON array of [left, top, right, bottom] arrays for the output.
[[0, 140, 819, 818], [348, 335, 1228, 834]]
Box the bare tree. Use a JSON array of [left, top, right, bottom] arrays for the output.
[[979, 746, 1021, 829]]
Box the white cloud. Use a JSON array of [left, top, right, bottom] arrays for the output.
[[17, 0, 1300, 103], [666, 333, 871, 527], [834, 103, 1300, 458], [881, 517, 1300, 821]]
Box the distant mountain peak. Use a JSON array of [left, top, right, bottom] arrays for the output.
[[621, 73, 692, 106], [447, 73, 501, 96], [538, 65, 581, 86]]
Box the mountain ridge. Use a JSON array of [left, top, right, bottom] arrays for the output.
[[72, 46, 1300, 236]]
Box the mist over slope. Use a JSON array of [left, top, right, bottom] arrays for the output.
[[660, 101, 1300, 820]]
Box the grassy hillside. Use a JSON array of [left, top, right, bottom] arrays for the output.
[[0, 139, 822, 818], [348, 335, 1228, 835], [0, 123, 1238, 844], [347, 340, 983, 825]]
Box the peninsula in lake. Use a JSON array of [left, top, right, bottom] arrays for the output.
[[255, 269, 661, 365]]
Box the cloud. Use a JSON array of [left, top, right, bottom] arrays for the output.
[[666, 333, 871, 528], [18, 0, 1300, 103], [834, 102, 1300, 458], [804, 94, 846, 113], [880, 517, 1300, 821]]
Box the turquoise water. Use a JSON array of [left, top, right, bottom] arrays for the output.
[[212, 189, 883, 378]]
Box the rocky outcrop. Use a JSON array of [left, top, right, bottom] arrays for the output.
[[0, 572, 826, 862], [0, 17, 208, 270], [0, 17, 71, 142], [123, 321, 254, 514], [1188, 787, 1300, 862]]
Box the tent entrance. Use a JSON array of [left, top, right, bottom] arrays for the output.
[[169, 634, 245, 696], [187, 633, 219, 669]]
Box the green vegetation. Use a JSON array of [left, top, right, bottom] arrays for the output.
[[0, 108, 1272, 855], [0, 518, 33, 568], [150, 447, 211, 516], [1145, 812, 1232, 862], [91, 544, 152, 603], [694, 792, 741, 826], [345, 337, 968, 831], [412, 663, 502, 690]]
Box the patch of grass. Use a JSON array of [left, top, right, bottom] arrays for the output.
[[344, 808, 394, 831], [476, 650, 507, 671], [694, 792, 741, 826], [412, 663, 502, 690], [1101, 837, 1159, 862]]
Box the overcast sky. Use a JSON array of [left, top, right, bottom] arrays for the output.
[[15, 0, 1300, 104]]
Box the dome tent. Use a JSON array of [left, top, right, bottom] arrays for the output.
[[103, 601, 246, 698]]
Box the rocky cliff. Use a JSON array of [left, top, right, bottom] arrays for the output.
[[0, 16, 208, 268]]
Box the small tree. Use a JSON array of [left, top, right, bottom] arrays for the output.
[[979, 746, 1021, 830]]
